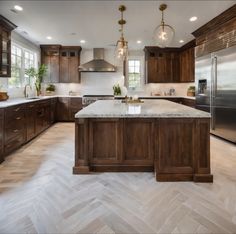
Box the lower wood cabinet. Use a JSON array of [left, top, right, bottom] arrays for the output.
[[157, 119, 195, 176], [123, 119, 154, 163], [1, 98, 55, 162], [4, 104, 26, 156], [35, 100, 51, 134], [57, 97, 82, 121], [26, 102, 37, 142]]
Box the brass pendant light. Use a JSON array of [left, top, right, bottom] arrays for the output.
[[153, 4, 175, 48], [115, 5, 128, 61]]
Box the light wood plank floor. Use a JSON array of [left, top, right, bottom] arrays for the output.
[[0, 123, 236, 234]]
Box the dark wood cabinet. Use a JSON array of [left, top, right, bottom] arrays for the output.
[[40, 45, 60, 83], [182, 98, 195, 108], [0, 109, 4, 162], [26, 103, 37, 141], [50, 98, 57, 124], [4, 104, 26, 155], [69, 97, 82, 121], [0, 15, 17, 77], [57, 97, 82, 121], [57, 97, 69, 121], [35, 100, 51, 134], [60, 47, 81, 83], [145, 42, 195, 83], [180, 47, 194, 82], [145, 48, 180, 83], [157, 119, 195, 176], [192, 5, 236, 57], [40, 45, 81, 83]]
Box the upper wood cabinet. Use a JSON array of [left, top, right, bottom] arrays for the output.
[[40, 45, 81, 83], [0, 15, 17, 78], [145, 47, 180, 83], [40, 45, 60, 83], [145, 41, 195, 83], [60, 46, 81, 83], [179, 47, 194, 82], [192, 5, 236, 57]]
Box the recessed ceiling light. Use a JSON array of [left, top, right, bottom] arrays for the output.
[[189, 16, 197, 22], [179, 40, 184, 43], [14, 5, 23, 11], [80, 40, 86, 44], [46, 36, 52, 40], [137, 40, 142, 44]]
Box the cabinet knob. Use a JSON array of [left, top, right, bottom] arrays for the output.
[[15, 116, 21, 120], [13, 129, 19, 133]]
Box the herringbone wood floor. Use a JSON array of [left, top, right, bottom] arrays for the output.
[[0, 123, 236, 234]]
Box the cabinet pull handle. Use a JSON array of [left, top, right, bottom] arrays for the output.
[[14, 107, 20, 112], [16, 117, 21, 120], [29, 105, 34, 108], [13, 129, 19, 133]]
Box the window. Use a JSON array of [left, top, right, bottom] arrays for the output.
[[9, 44, 37, 88], [127, 59, 141, 89]]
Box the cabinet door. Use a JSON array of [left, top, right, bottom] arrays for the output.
[[50, 55, 60, 83], [147, 57, 157, 83], [69, 52, 79, 83], [171, 53, 180, 82], [59, 51, 69, 83], [180, 48, 194, 82], [26, 103, 37, 141], [57, 97, 69, 121], [157, 119, 195, 174], [41, 46, 60, 83], [41, 53, 51, 83]]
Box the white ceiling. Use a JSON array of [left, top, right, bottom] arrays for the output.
[[0, 1, 235, 49]]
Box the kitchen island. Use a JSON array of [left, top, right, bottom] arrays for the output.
[[74, 100, 213, 182]]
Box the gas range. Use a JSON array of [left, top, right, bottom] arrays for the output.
[[82, 95, 114, 107]]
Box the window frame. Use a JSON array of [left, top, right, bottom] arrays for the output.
[[125, 55, 144, 91], [8, 43, 37, 89]]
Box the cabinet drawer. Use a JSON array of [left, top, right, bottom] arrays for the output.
[[5, 111, 25, 125], [5, 126, 25, 143], [5, 104, 25, 117], [4, 135, 25, 155]]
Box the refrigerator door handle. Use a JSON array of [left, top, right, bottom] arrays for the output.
[[210, 56, 217, 130]]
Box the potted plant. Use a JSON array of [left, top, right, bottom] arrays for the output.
[[25, 64, 47, 96], [113, 84, 121, 96], [187, 86, 195, 97], [46, 84, 56, 95]]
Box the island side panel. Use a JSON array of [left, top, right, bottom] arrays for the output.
[[155, 118, 213, 182], [88, 118, 123, 170], [194, 119, 213, 182], [123, 118, 155, 171], [156, 118, 195, 181], [73, 118, 90, 174]]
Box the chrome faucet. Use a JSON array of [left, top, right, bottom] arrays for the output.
[[24, 84, 32, 98]]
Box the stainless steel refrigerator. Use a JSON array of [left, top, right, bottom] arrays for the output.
[[195, 45, 236, 143]]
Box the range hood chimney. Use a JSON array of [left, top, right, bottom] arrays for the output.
[[79, 48, 116, 72]]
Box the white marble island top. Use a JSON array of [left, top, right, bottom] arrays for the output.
[[75, 100, 210, 118]]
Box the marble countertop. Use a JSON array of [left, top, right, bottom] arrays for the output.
[[0, 95, 83, 108], [0, 96, 56, 108], [119, 96, 196, 100], [75, 100, 210, 119]]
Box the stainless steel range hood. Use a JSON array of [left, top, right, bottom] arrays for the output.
[[79, 48, 116, 72]]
